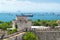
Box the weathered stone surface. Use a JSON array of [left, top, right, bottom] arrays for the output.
[[35, 31, 60, 40], [3, 32, 25, 40]]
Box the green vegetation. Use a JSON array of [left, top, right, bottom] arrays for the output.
[[0, 21, 4, 23], [23, 32, 38, 40], [0, 21, 17, 35], [32, 20, 58, 29], [0, 23, 12, 30], [0, 21, 12, 30], [7, 28, 17, 35]]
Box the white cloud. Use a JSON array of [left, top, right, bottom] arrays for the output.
[[0, 0, 60, 13]]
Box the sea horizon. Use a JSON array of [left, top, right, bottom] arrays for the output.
[[0, 13, 60, 22]]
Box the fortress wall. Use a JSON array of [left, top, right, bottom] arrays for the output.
[[35, 31, 60, 40], [3, 32, 25, 40], [3, 31, 60, 40]]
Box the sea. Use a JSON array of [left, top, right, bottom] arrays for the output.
[[0, 13, 60, 22]]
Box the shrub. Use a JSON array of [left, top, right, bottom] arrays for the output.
[[7, 28, 17, 35], [23, 32, 38, 40]]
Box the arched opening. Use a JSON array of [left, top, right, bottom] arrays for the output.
[[15, 24, 18, 29]]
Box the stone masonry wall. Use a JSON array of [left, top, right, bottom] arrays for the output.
[[3, 32, 25, 40], [35, 31, 60, 40]]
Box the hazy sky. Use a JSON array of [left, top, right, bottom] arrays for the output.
[[0, 0, 60, 13]]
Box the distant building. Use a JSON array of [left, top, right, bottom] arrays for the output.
[[12, 15, 32, 31]]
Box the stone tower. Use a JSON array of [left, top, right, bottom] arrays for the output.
[[12, 15, 32, 31]]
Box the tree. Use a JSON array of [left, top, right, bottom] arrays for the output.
[[23, 32, 38, 40], [0, 23, 12, 30], [51, 22, 58, 29], [0, 21, 4, 23], [33, 21, 40, 26], [32, 20, 58, 28]]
